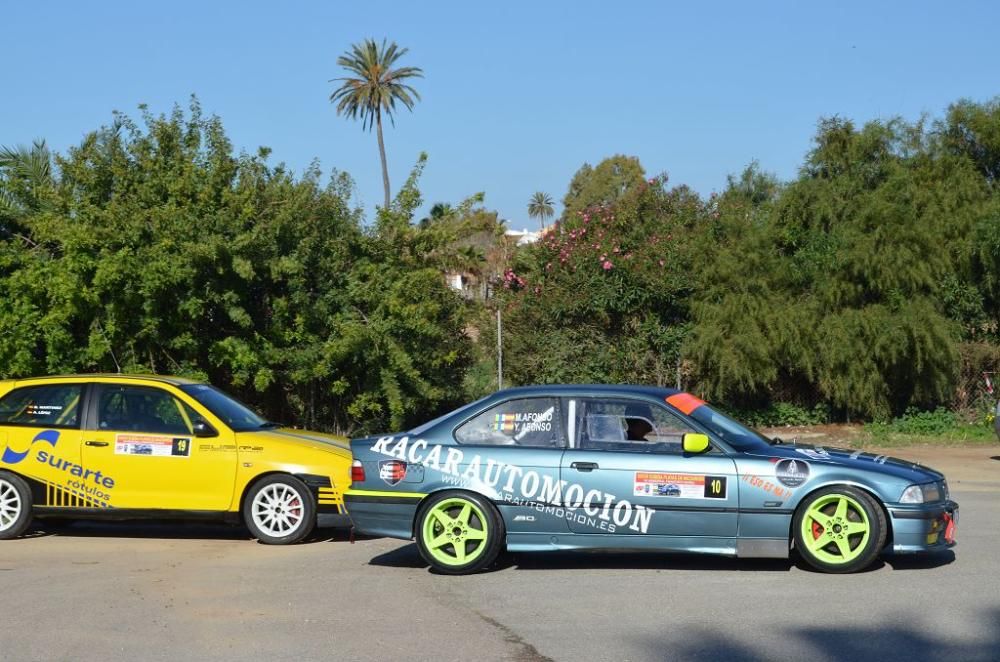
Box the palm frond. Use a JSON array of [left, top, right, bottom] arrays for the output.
[[329, 38, 424, 131]]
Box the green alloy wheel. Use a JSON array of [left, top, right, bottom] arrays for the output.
[[416, 491, 503, 575], [793, 485, 886, 573]]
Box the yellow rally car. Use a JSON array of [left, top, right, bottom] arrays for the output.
[[0, 375, 352, 544]]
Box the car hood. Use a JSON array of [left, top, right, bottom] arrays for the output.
[[239, 428, 352, 460], [750, 441, 945, 484]]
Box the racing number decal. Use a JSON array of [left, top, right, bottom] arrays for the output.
[[704, 476, 727, 499], [634, 473, 728, 499]]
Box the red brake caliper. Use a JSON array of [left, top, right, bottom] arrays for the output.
[[812, 520, 824, 540]]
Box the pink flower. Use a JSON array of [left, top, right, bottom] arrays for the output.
[[658, 260, 665, 267], [602, 260, 613, 271]]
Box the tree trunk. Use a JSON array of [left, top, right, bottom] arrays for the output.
[[376, 107, 391, 208]]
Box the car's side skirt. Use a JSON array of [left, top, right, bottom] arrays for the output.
[[505, 532, 790, 558], [33, 507, 241, 524]]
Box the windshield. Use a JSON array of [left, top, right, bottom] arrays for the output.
[[180, 384, 269, 432], [687, 405, 771, 451]]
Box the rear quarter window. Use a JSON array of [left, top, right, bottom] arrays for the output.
[[0, 384, 84, 429], [454, 397, 564, 447]]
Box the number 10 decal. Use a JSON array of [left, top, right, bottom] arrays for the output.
[[704, 476, 727, 499]]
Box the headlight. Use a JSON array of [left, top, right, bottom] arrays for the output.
[[900, 483, 942, 504]]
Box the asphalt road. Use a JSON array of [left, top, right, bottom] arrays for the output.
[[2, 459, 998, 661]]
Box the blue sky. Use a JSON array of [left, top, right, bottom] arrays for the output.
[[5, 1, 998, 226]]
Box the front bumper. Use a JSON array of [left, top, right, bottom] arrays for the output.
[[887, 499, 959, 554]]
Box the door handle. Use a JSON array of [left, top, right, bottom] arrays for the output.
[[85, 441, 109, 447], [571, 461, 599, 472]]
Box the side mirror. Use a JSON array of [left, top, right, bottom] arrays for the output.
[[682, 433, 710, 454], [193, 420, 218, 438]]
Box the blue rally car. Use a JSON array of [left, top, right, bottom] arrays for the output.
[[345, 386, 958, 575]]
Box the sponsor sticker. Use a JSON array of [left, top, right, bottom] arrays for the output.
[[378, 459, 407, 486], [775, 459, 809, 487], [633, 472, 727, 499], [369, 436, 655, 533], [741, 474, 793, 499], [115, 435, 191, 458], [795, 448, 830, 460]]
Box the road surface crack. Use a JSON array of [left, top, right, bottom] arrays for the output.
[[474, 610, 555, 662]]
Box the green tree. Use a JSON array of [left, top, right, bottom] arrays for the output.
[[527, 191, 554, 230], [562, 155, 645, 219], [0, 101, 476, 435], [687, 117, 989, 418], [329, 38, 423, 209]]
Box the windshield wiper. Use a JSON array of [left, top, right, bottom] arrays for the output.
[[258, 421, 282, 429]]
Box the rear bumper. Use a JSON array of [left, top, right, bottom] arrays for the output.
[[316, 513, 353, 528], [343, 493, 421, 539], [887, 500, 959, 553]]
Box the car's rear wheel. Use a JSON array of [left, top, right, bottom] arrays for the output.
[[0, 472, 33, 540], [416, 491, 503, 575], [793, 485, 886, 573], [243, 475, 316, 545]]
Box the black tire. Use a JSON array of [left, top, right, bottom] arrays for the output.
[[415, 490, 504, 575], [243, 475, 316, 545], [793, 485, 887, 574], [0, 471, 33, 540]]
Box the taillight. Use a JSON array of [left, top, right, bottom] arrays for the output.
[[351, 460, 365, 484]]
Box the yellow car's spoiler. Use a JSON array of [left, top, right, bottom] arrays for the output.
[[0, 380, 15, 399]]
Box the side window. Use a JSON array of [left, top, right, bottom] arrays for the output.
[[0, 385, 83, 428], [97, 386, 196, 435], [579, 398, 696, 453], [454, 398, 563, 447]]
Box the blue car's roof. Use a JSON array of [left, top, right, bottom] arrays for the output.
[[490, 384, 682, 400], [406, 384, 686, 437]]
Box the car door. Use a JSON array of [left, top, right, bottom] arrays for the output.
[[80, 383, 237, 511], [0, 383, 88, 506], [451, 396, 570, 534], [560, 396, 739, 537]]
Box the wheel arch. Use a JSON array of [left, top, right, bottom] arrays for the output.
[[409, 487, 505, 539], [789, 481, 893, 550], [0, 468, 43, 506], [238, 471, 319, 515]]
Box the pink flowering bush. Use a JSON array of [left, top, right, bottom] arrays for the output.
[[496, 174, 708, 385]]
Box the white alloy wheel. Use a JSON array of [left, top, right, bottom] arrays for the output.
[[0, 478, 23, 532], [251, 482, 305, 538]]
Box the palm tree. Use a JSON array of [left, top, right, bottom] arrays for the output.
[[0, 140, 54, 241], [527, 191, 555, 231], [329, 39, 423, 209]]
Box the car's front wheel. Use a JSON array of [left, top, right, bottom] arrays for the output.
[[0, 471, 33, 540], [243, 475, 316, 545], [416, 491, 503, 575], [793, 485, 886, 573]]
